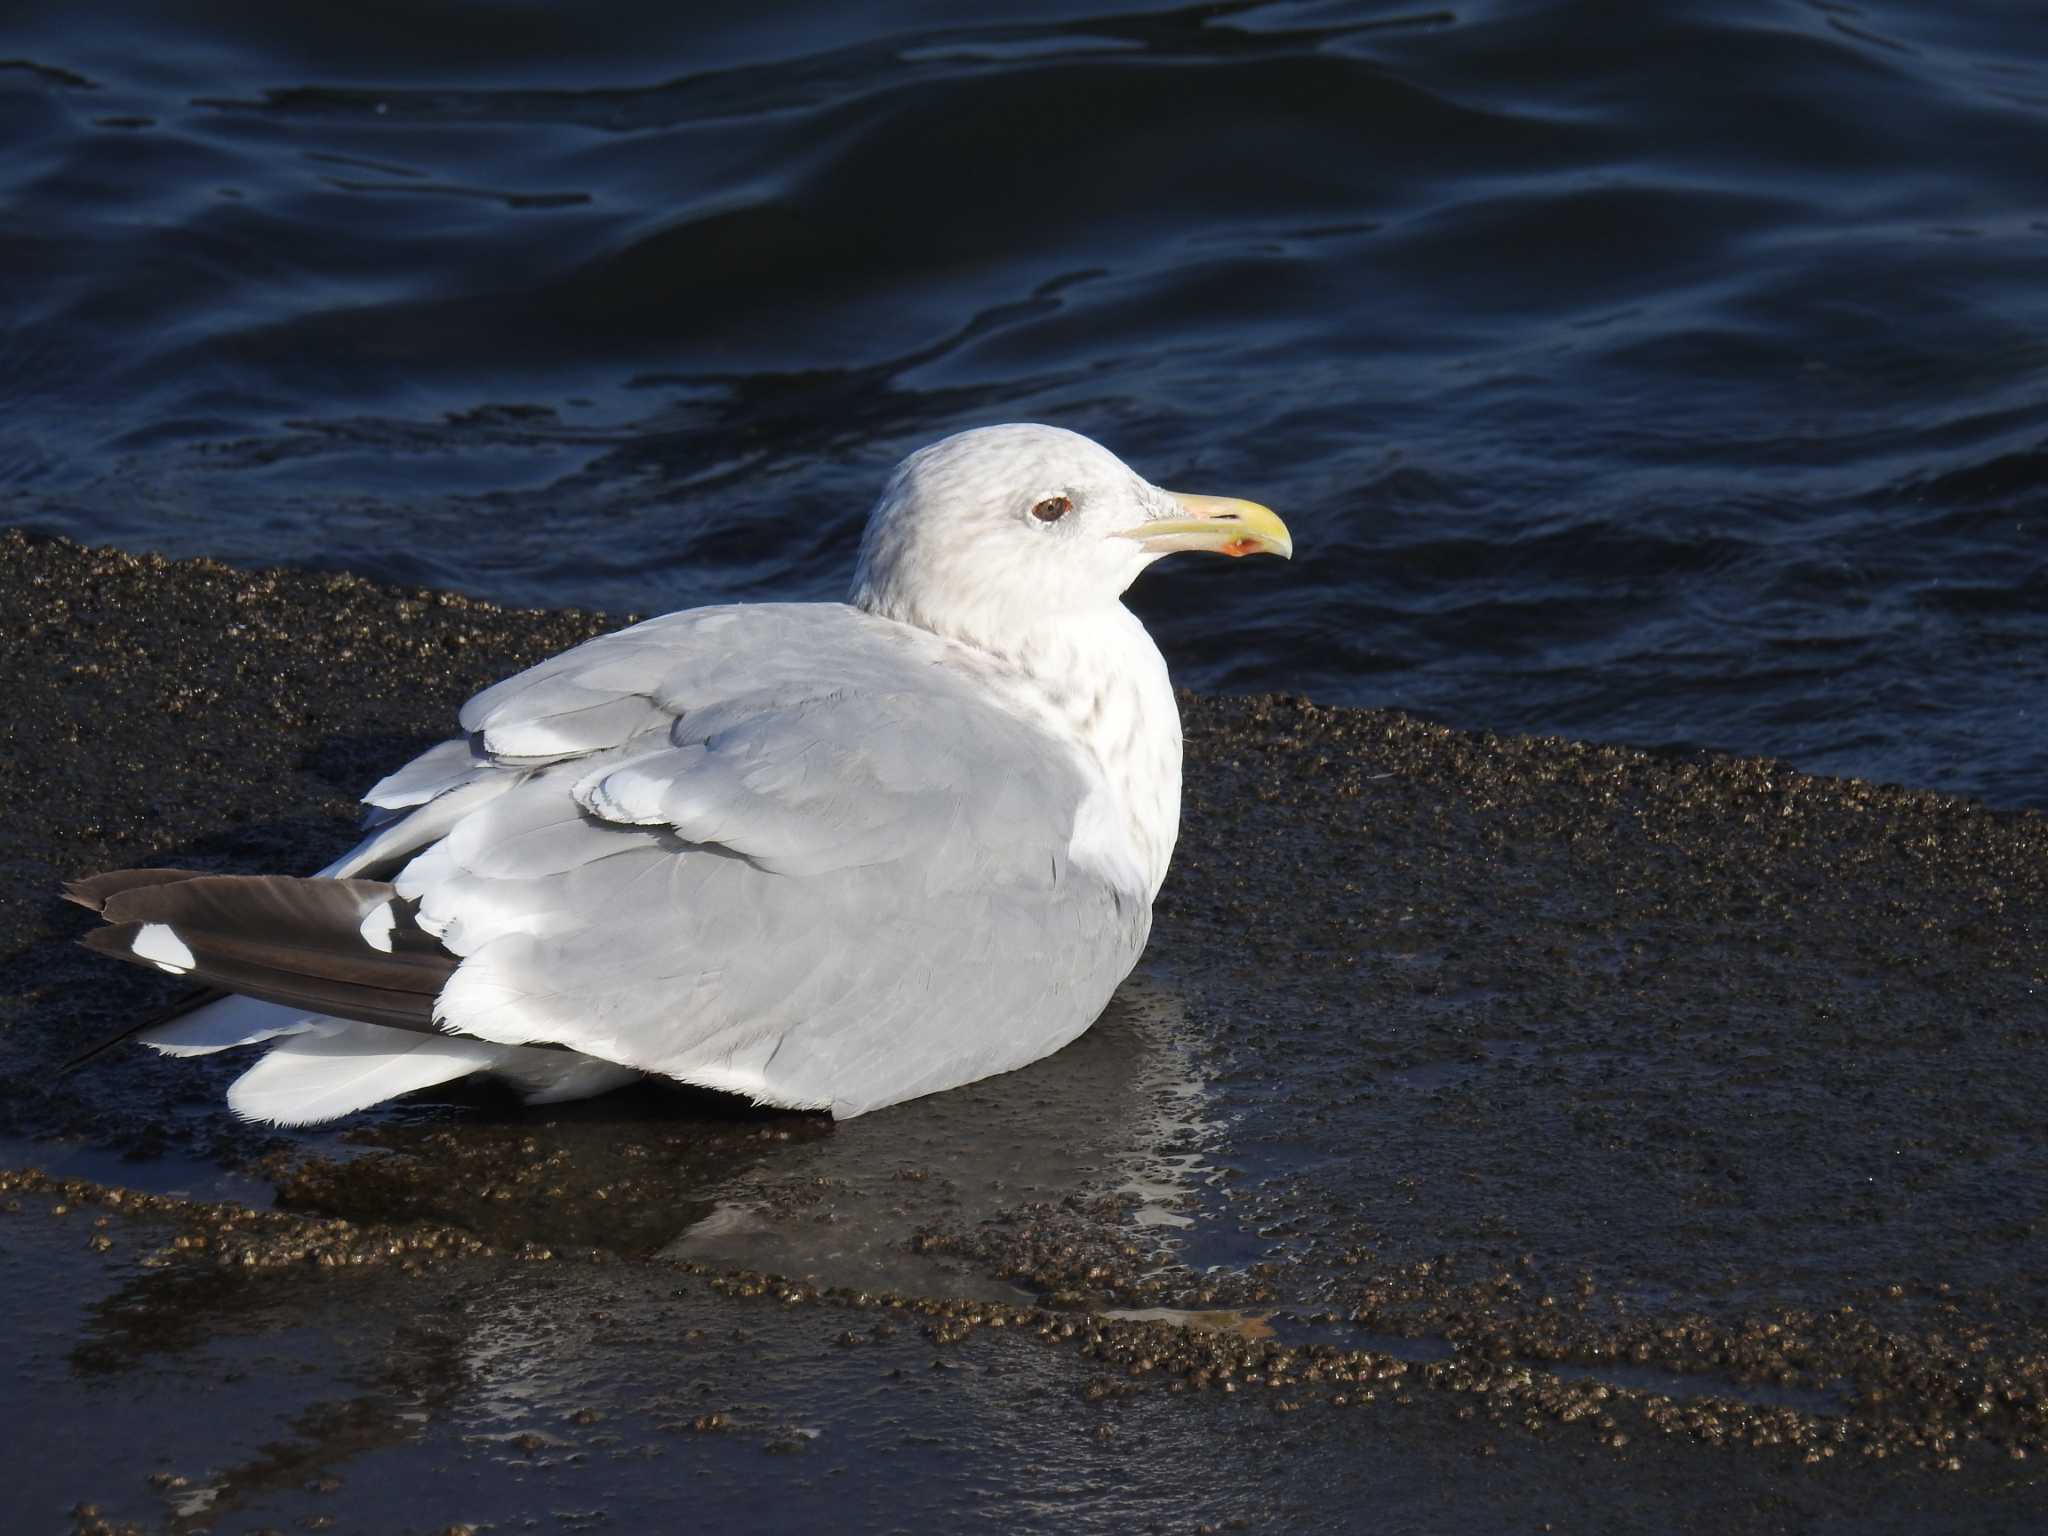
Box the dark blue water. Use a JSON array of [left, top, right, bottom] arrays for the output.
[[3, 0, 2043, 805]]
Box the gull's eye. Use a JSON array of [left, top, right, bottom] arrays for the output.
[[1030, 495, 1073, 523]]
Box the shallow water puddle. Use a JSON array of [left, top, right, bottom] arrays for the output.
[[0, 1135, 276, 1207]]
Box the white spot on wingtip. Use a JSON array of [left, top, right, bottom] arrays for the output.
[[358, 900, 397, 953], [132, 922, 195, 975]]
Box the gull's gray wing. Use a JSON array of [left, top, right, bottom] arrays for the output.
[[377, 604, 1150, 1116]]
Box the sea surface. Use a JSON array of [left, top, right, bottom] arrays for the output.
[[3, 0, 2043, 806]]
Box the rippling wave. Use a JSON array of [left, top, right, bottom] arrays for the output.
[[2, 0, 2042, 804]]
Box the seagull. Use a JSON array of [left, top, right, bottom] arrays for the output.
[[66, 424, 1292, 1125]]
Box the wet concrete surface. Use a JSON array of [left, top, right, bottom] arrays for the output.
[[3, 528, 2045, 1533]]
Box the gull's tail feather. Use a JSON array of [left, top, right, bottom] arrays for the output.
[[138, 994, 322, 1057], [225, 1023, 507, 1126]]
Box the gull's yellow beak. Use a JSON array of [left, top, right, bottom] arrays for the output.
[[1115, 492, 1294, 560]]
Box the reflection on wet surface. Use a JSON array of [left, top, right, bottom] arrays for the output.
[[253, 976, 1224, 1299], [7, 1159, 1288, 1534]]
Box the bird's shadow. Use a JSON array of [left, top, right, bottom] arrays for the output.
[[299, 731, 451, 802]]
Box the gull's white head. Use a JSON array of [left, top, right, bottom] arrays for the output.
[[849, 424, 1290, 651]]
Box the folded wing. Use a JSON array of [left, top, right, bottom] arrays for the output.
[[391, 606, 1147, 1116]]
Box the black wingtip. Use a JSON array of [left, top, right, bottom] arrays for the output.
[[62, 868, 212, 916], [65, 868, 466, 1065], [64, 872, 116, 914]]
